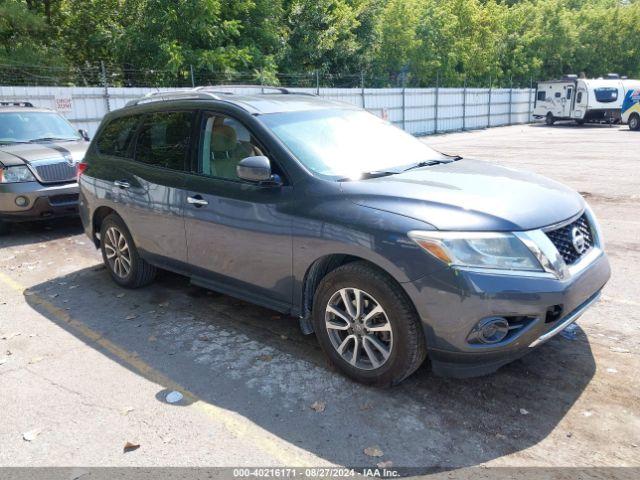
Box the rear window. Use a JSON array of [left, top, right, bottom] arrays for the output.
[[133, 111, 193, 170], [594, 87, 618, 103], [96, 115, 140, 157]]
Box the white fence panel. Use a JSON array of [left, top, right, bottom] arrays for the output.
[[1, 85, 535, 138]]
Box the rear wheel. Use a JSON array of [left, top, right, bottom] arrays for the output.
[[100, 214, 156, 288], [629, 113, 640, 131], [545, 112, 556, 126], [312, 261, 427, 386], [575, 119, 585, 126]]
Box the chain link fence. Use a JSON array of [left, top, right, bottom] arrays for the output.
[[0, 62, 536, 137]]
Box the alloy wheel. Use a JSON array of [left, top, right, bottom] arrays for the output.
[[324, 288, 393, 370], [104, 226, 132, 278]]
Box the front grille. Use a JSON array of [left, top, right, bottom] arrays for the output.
[[33, 161, 76, 183], [545, 214, 594, 265]]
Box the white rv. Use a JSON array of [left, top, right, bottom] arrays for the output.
[[533, 75, 636, 125]]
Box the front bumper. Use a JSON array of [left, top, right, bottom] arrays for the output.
[[403, 250, 611, 378], [0, 181, 79, 222]]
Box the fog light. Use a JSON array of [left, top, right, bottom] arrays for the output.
[[15, 196, 29, 207], [468, 317, 510, 344]]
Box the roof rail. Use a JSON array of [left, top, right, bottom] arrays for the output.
[[200, 84, 288, 94], [125, 90, 224, 107], [125, 85, 318, 108], [199, 85, 317, 96], [0, 101, 34, 107]]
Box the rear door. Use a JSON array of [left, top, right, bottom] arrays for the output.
[[111, 110, 194, 265], [183, 111, 294, 310], [551, 85, 564, 117], [574, 86, 587, 119], [562, 85, 574, 117]]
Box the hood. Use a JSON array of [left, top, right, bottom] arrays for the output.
[[0, 140, 88, 167], [341, 159, 584, 231]]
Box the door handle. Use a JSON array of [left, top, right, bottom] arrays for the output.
[[114, 180, 130, 189], [187, 195, 208, 207]]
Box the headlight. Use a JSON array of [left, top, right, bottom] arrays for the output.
[[408, 231, 543, 272], [0, 165, 36, 183]]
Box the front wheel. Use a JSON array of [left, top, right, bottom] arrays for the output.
[[312, 261, 427, 386], [545, 112, 555, 126], [629, 113, 640, 131], [100, 214, 156, 288]]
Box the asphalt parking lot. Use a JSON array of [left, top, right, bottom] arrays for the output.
[[0, 123, 638, 472]]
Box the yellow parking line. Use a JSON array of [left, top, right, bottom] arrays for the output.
[[0, 270, 316, 466]]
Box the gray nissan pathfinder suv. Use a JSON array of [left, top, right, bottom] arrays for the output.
[[0, 102, 89, 233], [78, 88, 611, 386]]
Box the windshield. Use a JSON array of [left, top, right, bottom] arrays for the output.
[[0, 112, 80, 144], [594, 87, 618, 103], [259, 109, 445, 179]]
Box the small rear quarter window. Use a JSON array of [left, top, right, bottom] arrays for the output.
[[96, 115, 140, 157]]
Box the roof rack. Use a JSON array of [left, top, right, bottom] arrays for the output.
[[125, 89, 225, 107], [0, 101, 34, 108], [198, 85, 317, 96], [125, 85, 317, 107], [199, 84, 288, 94]]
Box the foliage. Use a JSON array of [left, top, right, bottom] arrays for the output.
[[0, 0, 61, 65], [0, 0, 639, 86]]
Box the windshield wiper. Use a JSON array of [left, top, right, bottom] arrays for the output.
[[28, 137, 78, 143], [440, 153, 463, 161], [400, 154, 464, 173], [360, 170, 398, 179], [400, 160, 444, 173], [337, 170, 398, 181]]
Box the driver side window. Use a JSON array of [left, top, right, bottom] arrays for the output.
[[199, 114, 265, 181]]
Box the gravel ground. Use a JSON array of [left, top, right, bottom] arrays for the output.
[[0, 123, 638, 474]]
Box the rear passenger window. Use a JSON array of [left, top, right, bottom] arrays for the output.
[[96, 115, 140, 157], [134, 112, 193, 170]]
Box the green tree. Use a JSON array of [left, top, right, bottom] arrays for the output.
[[280, 0, 375, 75], [0, 0, 61, 65]]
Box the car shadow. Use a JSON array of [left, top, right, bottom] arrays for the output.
[[0, 217, 83, 248], [529, 122, 621, 129], [25, 265, 596, 472]]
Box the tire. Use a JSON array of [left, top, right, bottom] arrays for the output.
[[575, 119, 585, 126], [545, 112, 555, 126], [312, 261, 427, 386], [629, 113, 640, 131], [0, 220, 10, 235], [100, 213, 156, 288]]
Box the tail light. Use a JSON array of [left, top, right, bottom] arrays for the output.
[[77, 162, 88, 180]]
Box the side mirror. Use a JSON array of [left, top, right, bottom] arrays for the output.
[[78, 129, 90, 141], [236, 156, 281, 185]]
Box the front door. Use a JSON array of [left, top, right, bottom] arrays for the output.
[[183, 112, 294, 310]]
